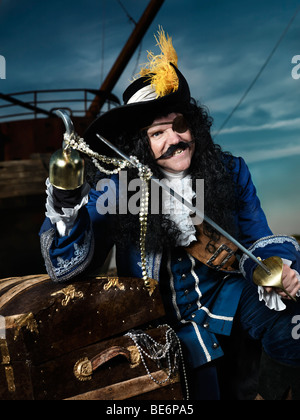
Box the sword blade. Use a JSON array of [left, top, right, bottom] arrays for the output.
[[96, 133, 271, 275], [96, 133, 134, 163]]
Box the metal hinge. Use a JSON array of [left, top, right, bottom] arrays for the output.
[[0, 338, 16, 393]]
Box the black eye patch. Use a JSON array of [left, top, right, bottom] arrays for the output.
[[142, 115, 189, 134], [171, 115, 189, 133]]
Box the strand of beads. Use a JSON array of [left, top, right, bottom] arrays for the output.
[[131, 156, 153, 292], [91, 156, 129, 175], [63, 132, 131, 175], [160, 325, 190, 401], [161, 325, 189, 399], [125, 325, 189, 399], [125, 327, 174, 386]]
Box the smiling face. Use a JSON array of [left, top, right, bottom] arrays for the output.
[[147, 113, 195, 174]]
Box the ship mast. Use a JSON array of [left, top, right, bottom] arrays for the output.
[[86, 0, 165, 118]]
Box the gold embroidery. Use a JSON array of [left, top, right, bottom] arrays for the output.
[[103, 278, 125, 291], [14, 313, 39, 341], [51, 285, 84, 306], [145, 278, 157, 297]]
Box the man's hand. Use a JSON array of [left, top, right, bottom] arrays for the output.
[[264, 264, 300, 299]]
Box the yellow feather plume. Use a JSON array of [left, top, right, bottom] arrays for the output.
[[139, 27, 179, 98]]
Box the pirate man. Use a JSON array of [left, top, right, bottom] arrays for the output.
[[40, 29, 300, 400]]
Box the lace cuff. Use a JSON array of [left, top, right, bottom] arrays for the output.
[[45, 178, 90, 237]]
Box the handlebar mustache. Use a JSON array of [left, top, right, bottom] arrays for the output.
[[156, 140, 195, 160]]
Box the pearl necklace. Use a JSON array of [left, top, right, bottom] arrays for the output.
[[125, 324, 189, 400], [64, 132, 130, 175], [63, 132, 153, 294]]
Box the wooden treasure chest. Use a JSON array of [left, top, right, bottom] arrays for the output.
[[0, 274, 184, 400]]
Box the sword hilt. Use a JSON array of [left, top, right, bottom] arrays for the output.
[[253, 256, 297, 302]]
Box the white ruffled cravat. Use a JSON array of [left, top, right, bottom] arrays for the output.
[[160, 169, 197, 247]]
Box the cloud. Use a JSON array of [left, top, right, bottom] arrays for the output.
[[213, 116, 300, 135], [241, 143, 300, 163]]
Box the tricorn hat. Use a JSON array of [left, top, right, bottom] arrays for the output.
[[84, 28, 191, 156]]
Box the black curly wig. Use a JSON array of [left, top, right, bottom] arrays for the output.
[[89, 98, 238, 254]]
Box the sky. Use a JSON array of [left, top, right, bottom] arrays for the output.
[[0, 0, 300, 235]]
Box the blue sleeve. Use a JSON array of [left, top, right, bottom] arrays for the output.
[[233, 156, 273, 247], [240, 235, 300, 283], [40, 186, 114, 283], [231, 157, 300, 281]]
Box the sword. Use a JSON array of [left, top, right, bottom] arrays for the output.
[[96, 133, 271, 275]]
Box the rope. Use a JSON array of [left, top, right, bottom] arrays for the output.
[[215, 4, 300, 137]]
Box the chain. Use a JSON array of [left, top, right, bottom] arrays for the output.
[[129, 156, 153, 291], [64, 132, 131, 175], [125, 325, 189, 400]]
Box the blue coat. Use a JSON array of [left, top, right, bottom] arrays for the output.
[[40, 156, 300, 368]]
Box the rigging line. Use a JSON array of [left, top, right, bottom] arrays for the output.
[[131, 41, 143, 79], [100, 0, 106, 85], [214, 4, 300, 138], [116, 0, 137, 25], [115, 0, 141, 78]]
